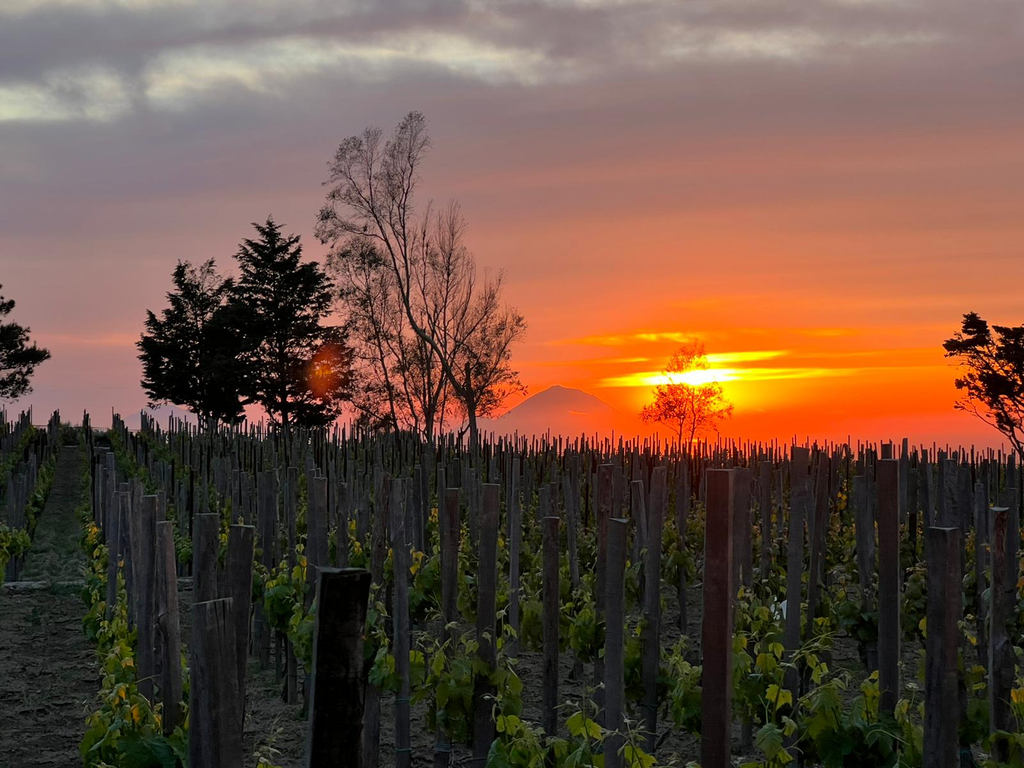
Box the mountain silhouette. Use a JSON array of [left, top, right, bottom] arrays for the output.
[[478, 385, 634, 438]]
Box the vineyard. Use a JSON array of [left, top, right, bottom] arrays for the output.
[[2, 410, 1024, 768]]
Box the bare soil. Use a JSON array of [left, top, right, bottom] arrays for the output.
[[0, 447, 95, 768]]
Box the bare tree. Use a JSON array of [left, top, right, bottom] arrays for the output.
[[332, 238, 454, 438], [316, 112, 526, 447], [640, 340, 733, 445]]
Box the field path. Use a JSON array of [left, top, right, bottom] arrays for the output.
[[0, 445, 96, 768]]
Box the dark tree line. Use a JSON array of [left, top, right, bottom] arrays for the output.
[[138, 218, 349, 437], [141, 113, 527, 441]]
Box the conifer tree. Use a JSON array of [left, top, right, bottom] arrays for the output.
[[0, 285, 50, 401], [227, 217, 350, 438], [137, 260, 242, 429]]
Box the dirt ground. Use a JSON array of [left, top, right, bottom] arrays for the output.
[[0, 446, 95, 768]]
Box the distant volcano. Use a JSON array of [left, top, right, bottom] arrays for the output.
[[477, 385, 637, 439]]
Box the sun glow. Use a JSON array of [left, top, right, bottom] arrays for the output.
[[661, 369, 736, 386]]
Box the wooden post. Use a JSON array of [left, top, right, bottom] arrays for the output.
[[441, 487, 460, 646], [255, 471, 276, 670], [989, 505, 1013, 760], [155, 520, 182, 735], [225, 524, 254, 717], [563, 471, 581, 593], [852, 474, 877, 670], [732, 466, 753, 595], [189, 598, 242, 768], [391, 478, 412, 768], [542, 515, 560, 737], [473, 484, 500, 763], [642, 466, 666, 751], [604, 517, 628, 768], [806, 458, 829, 626], [973, 483, 989, 672], [363, 476, 389, 768], [193, 513, 220, 604], [675, 465, 690, 634], [700, 469, 734, 768], [308, 475, 330, 582], [594, 463, 613, 720], [758, 460, 773, 583], [434, 487, 461, 768], [508, 459, 522, 660], [104, 490, 125, 621], [631, 479, 648, 600], [281, 466, 298, 703], [876, 459, 901, 714], [924, 526, 960, 768], [134, 495, 158, 702], [337, 482, 350, 567], [784, 449, 807, 700], [304, 568, 371, 768]]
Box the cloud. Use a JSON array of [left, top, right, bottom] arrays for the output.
[[0, 0, 1001, 123], [0, 67, 130, 122], [706, 350, 789, 364], [142, 32, 556, 113], [600, 366, 848, 387], [599, 364, 943, 388], [560, 332, 698, 347]]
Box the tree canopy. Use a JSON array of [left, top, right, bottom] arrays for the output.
[[138, 220, 350, 435], [316, 112, 526, 445], [0, 286, 50, 401], [137, 260, 243, 429], [639, 340, 733, 444], [943, 311, 1024, 458], [227, 217, 350, 432]]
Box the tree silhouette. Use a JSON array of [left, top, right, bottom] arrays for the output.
[[327, 205, 526, 441], [316, 112, 526, 447], [943, 312, 1024, 458], [137, 260, 242, 430], [0, 285, 50, 401], [640, 340, 732, 444], [226, 218, 351, 439]]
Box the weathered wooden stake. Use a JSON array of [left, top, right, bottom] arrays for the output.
[[155, 520, 182, 735], [877, 459, 901, 714], [304, 568, 371, 768], [189, 598, 242, 768], [225, 524, 254, 717], [924, 526, 960, 768], [604, 517, 628, 768], [700, 469, 735, 768], [542, 514, 560, 737], [391, 478, 412, 768], [989, 505, 1013, 760], [193, 513, 220, 604], [472, 484, 500, 763], [642, 466, 666, 751], [133, 495, 158, 703]]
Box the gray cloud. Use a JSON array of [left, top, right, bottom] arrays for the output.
[[1, 0, 1018, 124]]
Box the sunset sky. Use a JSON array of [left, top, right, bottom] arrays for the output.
[[2, 0, 1022, 446]]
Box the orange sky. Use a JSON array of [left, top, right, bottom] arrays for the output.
[[1, 0, 1022, 448]]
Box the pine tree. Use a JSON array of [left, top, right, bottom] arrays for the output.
[[0, 286, 50, 401], [227, 217, 350, 438], [137, 260, 242, 429]]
